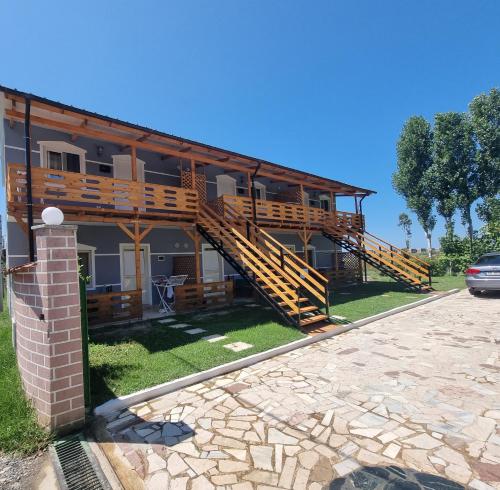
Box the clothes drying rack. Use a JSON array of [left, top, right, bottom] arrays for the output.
[[152, 275, 188, 313]]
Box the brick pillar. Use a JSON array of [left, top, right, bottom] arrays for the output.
[[12, 224, 84, 433]]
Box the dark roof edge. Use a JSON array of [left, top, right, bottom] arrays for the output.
[[0, 84, 376, 196]]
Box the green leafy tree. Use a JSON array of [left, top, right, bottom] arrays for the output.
[[469, 88, 500, 199], [429, 112, 478, 247], [398, 213, 412, 249], [476, 195, 500, 234], [393, 116, 436, 257]]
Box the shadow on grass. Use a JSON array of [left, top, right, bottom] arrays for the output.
[[89, 305, 293, 354]]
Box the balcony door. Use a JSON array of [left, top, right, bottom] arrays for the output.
[[119, 243, 152, 304], [112, 155, 145, 182], [216, 175, 236, 197], [202, 244, 223, 283], [112, 155, 145, 210]]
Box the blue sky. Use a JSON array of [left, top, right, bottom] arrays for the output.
[[1, 0, 498, 247]]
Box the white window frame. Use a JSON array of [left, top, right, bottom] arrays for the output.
[[254, 181, 267, 200], [283, 244, 296, 254], [39, 141, 87, 173], [77, 243, 96, 289]]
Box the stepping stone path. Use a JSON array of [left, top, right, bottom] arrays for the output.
[[100, 291, 499, 489], [202, 334, 227, 343], [223, 342, 253, 352], [158, 318, 176, 324], [156, 318, 253, 351], [167, 323, 192, 329], [185, 328, 207, 335]]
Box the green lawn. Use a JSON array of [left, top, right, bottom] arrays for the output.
[[326, 273, 465, 323], [90, 274, 465, 407], [89, 306, 304, 407], [0, 307, 50, 455]]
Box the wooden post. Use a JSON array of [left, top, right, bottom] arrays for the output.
[[194, 231, 201, 284], [190, 159, 196, 189], [134, 221, 142, 291], [183, 227, 202, 284], [300, 184, 305, 205], [301, 229, 311, 265], [131, 146, 137, 181], [247, 172, 252, 197]]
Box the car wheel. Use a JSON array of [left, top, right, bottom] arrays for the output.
[[468, 288, 477, 296]]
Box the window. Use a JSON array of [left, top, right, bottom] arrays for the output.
[[39, 141, 87, 173], [77, 244, 96, 289], [319, 195, 331, 211], [476, 254, 500, 266], [254, 182, 266, 200], [284, 244, 296, 254]]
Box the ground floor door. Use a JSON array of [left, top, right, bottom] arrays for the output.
[[120, 243, 152, 304], [202, 244, 224, 283]]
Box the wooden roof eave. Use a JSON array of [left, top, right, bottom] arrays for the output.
[[4, 91, 374, 196]]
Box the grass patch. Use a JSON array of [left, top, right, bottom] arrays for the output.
[[327, 273, 465, 322], [89, 306, 303, 407], [0, 307, 50, 455], [89, 274, 465, 406]]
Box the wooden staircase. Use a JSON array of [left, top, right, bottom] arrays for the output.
[[197, 203, 331, 329], [323, 221, 433, 292]]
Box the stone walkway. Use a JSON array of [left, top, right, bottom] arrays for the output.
[[95, 290, 500, 489]]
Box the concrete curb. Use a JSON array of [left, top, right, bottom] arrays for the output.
[[94, 288, 460, 416]]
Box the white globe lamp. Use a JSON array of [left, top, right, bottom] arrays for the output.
[[41, 207, 64, 226]]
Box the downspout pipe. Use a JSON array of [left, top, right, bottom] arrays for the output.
[[359, 194, 367, 232], [359, 194, 368, 283], [251, 161, 262, 223], [24, 97, 35, 262]]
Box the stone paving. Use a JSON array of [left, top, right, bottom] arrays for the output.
[[96, 291, 500, 489]]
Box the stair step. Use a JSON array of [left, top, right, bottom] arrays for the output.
[[277, 298, 308, 306], [292, 305, 319, 315], [261, 282, 292, 289], [299, 314, 328, 327]]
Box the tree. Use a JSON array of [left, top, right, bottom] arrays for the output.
[[476, 195, 500, 234], [469, 88, 500, 199], [429, 112, 478, 248], [398, 213, 412, 249], [393, 116, 436, 257]]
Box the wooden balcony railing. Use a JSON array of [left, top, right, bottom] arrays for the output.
[[7, 163, 198, 220], [214, 194, 363, 230], [86, 289, 142, 325]]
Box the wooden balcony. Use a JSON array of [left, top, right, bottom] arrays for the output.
[[214, 195, 363, 230], [7, 163, 198, 223]]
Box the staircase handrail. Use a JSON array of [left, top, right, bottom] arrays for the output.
[[327, 222, 430, 279], [221, 201, 329, 304]]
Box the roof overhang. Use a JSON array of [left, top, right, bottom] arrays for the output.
[[1, 85, 376, 197]]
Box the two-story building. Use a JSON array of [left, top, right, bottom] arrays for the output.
[[1, 86, 431, 330]]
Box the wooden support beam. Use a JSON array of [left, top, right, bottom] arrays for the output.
[[131, 146, 137, 182], [179, 146, 192, 153], [183, 227, 202, 284], [247, 172, 252, 197], [134, 221, 142, 291], [13, 214, 28, 236], [117, 222, 135, 240], [139, 224, 154, 241], [190, 159, 196, 189]]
